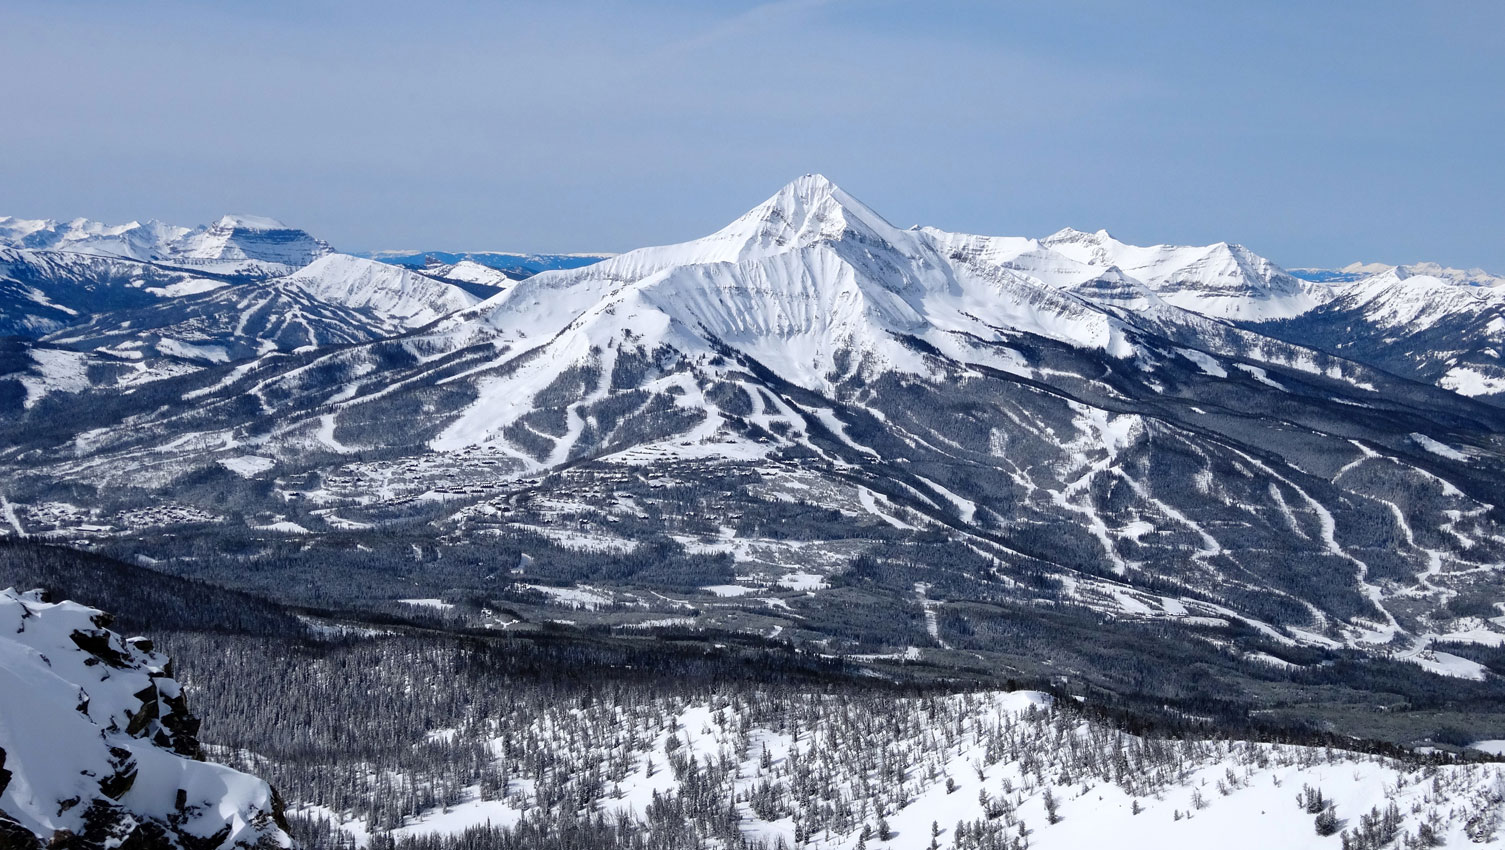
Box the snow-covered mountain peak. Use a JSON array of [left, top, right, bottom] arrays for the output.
[[165, 215, 332, 267], [1344, 267, 1504, 309], [430, 178, 1156, 450], [702, 173, 907, 262], [1339, 261, 1395, 277], [0, 216, 54, 243], [1042, 226, 1115, 244], [1035, 228, 1318, 320], [424, 258, 517, 289], [1331, 261, 1503, 289], [1396, 262, 1504, 288], [212, 213, 290, 231]]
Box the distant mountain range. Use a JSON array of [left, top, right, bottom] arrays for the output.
[[2, 176, 1503, 707]]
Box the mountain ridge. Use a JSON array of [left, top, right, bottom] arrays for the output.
[[2, 177, 1503, 700]]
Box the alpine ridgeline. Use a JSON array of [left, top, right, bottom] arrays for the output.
[[2, 175, 1504, 703]]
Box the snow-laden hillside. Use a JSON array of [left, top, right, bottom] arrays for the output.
[[281, 254, 480, 328], [1332, 268, 1505, 337], [423, 259, 516, 289], [0, 212, 342, 341], [1034, 227, 1323, 320], [0, 220, 482, 389], [0, 588, 290, 850], [236, 673, 1505, 850], [1255, 264, 1505, 403], [0, 339, 198, 410], [41, 281, 417, 366], [0, 248, 225, 337]]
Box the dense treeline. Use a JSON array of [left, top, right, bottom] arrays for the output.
[[0, 538, 304, 636]]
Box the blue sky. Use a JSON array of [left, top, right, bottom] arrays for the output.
[[3, 0, 1501, 269]]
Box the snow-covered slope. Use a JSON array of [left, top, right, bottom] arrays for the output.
[[1033, 228, 1323, 320], [280, 254, 480, 327], [0, 587, 290, 850], [281, 687, 1505, 850], [21, 258, 483, 379], [0, 248, 226, 337], [41, 282, 415, 366], [0, 338, 200, 411], [422, 259, 516, 290], [0, 212, 339, 338], [158, 215, 332, 276], [1334, 268, 1505, 334], [1255, 264, 1505, 403], [0, 220, 480, 365]]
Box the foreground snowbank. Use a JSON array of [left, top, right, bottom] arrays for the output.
[[0, 587, 291, 850]]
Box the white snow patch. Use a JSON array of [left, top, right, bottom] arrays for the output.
[[520, 584, 613, 610], [398, 598, 455, 611], [1410, 433, 1467, 461], [155, 337, 230, 363], [253, 520, 310, 534], [1177, 347, 1228, 377], [777, 572, 828, 591], [1234, 362, 1286, 390], [1441, 366, 1505, 397], [219, 455, 275, 476]]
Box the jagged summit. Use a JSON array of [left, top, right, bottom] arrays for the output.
[[1042, 226, 1115, 244], [678, 174, 906, 265], [742, 173, 896, 241]]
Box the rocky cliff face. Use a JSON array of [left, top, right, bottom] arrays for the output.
[[0, 588, 290, 850]]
